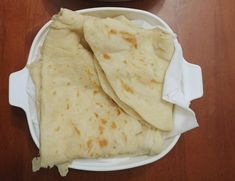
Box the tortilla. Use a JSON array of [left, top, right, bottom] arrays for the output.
[[94, 58, 150, 126], [29, 9, 164, 176], [28, 61, 42, 120], [84, 17, 174, 131]]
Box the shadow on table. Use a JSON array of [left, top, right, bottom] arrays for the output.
[[42, 0, 165, 15]]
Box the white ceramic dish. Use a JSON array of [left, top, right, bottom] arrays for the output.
[[9, 7, 202, 171]]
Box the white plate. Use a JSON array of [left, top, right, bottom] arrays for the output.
[[9, 7, 188, 171]]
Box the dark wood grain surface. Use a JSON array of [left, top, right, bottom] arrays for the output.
[[1, 0, 235, 180]]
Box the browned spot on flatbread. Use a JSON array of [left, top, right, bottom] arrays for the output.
[[111, 122, 117, 129], [116, 108, 121, 116], [120, 80, 134, 94], [74, 127, 80, 135], [86, 68, 94, 76], [120, 31, 132, 37], [100, 118, 107, 125], [76, 91, 79, 97], [109, 29, 117, 35], [98, 138, 108, 148], [66, 103, 70, 110], [99, 125, 105, 135], [150, 79, 159, 84], [124, 37, 137, 48], [87, 139, 93, 149], [120, 31, 137, 48], [71, 122, 80, 135], [94, 112, 99, 118], [103, 53, 111, 60], [52, 90, 56, 95], [110, 99, 116, 105], [96, 102, 103, 108], [92, 81, 99, 88], [93, 90, 99, 95], [123, 60, 127, 64]]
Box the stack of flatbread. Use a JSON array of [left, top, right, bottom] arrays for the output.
[[28, 9, 175, 176]]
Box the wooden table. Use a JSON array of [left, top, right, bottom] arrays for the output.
[[1, 0, 235, 180]]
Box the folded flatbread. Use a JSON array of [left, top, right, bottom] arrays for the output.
[[29, 9, 164, 176], [84, 17, 174, 131]]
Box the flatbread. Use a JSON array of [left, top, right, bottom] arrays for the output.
[[29, 9, 163, 176], [84, 17, 174, 131], [28, 61, 42, 120], [94, 58, 150, 126], [92, 17, 151, 127]]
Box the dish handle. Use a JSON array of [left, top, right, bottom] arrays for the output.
[[182, 60, 203, 101], [9, 67, 29, 110]]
